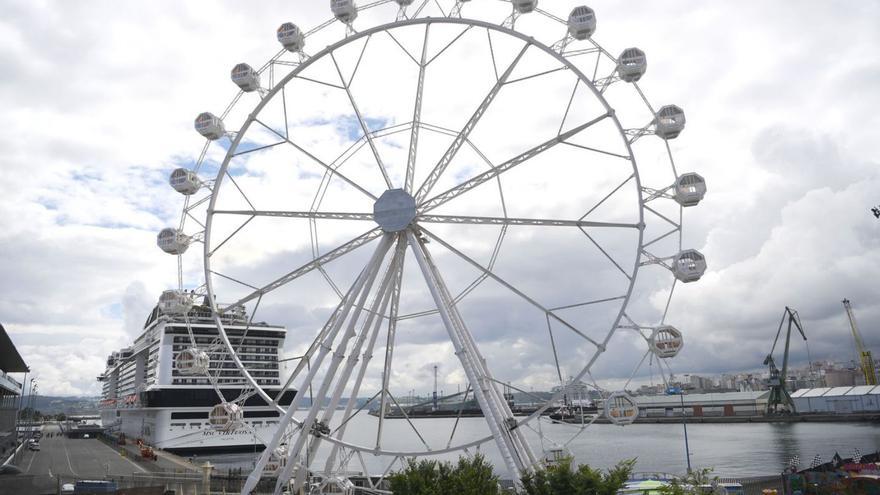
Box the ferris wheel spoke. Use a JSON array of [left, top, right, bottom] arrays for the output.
[[562, 141, 632, 161], [577, 226, 633, 282], [419, 225, 602, 348], [419, 112, 611, 213], [417, 214, 640, 229], [404, 23, 431, 194], [329, 50, 394, 190], [212, 209, 374, 222], [292, 74, 346, 91], [217, 227, 384, 314], [581, 173, 636, 220], [415, 42, 531, 203], [253, 118, 378, 201], [644, 203, 681, 229], [424, 24, 472, 66]]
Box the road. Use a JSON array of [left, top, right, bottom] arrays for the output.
[[17, 424, 195, 479]]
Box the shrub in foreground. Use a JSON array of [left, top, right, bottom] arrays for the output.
[[520, 458, 635, 495], [389, 453, 501, 495]]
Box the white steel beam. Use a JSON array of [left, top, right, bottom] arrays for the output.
[[419, 113, 610, 213], [415, 43, 530, 203], [219, 228, 383, 313], [277, 236, 394, 494], [240, 234, 393, 495], [406, 230, 530, 485]]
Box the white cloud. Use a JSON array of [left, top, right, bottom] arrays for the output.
[[0, 0, 878, 402]]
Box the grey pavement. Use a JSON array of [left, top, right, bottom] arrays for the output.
[[17, 423, 196, 479]]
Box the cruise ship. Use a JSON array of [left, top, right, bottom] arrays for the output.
[[98, 296, 295, 454]]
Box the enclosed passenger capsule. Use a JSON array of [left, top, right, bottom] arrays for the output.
[[231, 63, 261, 92], [513, 0, 538, 14], [209, 402, 243, 432], [169, 168, 201, 196], [175, 348, 210, 375], [157, 228, 191, 255], [617, 48, 647, 82], [604, 392, 638, 426], [159, 290, 193, 315], [654, 105, 686, 140], [650, 326, 684, 359], [331, 0, 358, 23], [194, 112, 225, 140], [674, 173, 707, 207], [568, 6, 596, 40], [276, 23, 305, 52], [672, 249, 707, 283]]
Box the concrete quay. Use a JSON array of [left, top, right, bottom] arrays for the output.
[[1, 423, 207, 494]]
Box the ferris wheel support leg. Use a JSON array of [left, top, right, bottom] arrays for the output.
[[443, 259, 538, 469], [406, 230, 529, 484], [241, 234, 394, 495], [297, 241, 406, 486], [459, 323, 537, 467], [278, 235, 394, 495]]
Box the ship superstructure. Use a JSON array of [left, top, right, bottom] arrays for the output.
[[98, 299, 294, 454]]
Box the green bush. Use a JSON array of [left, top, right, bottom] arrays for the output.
[[389, 453, 501, 495], [520, 458, 635, 495], [657, 468, 722, 495]]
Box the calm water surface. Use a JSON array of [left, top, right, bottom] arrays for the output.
[[200, 414, 880, 479]]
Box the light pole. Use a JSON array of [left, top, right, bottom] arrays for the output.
[[679, 389, 692, 474]]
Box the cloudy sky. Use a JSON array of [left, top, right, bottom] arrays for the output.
[[1, 0, 878, 397]]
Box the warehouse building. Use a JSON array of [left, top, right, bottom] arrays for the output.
[[635, 391, 769, 417], [791, 386, 880, 414]]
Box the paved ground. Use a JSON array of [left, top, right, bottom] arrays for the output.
[[16, 424, 197, 478]]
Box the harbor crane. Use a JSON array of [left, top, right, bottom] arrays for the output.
[[764, 307, 807, 415], [842, 299, 877, 386]]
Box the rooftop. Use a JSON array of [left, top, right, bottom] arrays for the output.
[[0, 323, 28, 373]]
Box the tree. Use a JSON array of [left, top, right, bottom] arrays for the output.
[[658, 468, 723, 495], [389, 454, 501, 495], [520, 458, 635, 495]]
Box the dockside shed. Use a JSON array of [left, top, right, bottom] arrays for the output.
[[791, 386, 880, 413], [636, 391, 769, 417]]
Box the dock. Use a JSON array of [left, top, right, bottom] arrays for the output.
[[2, 423, 206, 494]]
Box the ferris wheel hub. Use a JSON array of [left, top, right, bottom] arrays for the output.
[[373, 188, 417, 232]]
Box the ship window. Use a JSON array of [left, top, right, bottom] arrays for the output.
[[190, 423, 201, 429], [170, 423, 185, 428]]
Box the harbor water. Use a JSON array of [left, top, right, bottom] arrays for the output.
[[198, 414, 880, 478]]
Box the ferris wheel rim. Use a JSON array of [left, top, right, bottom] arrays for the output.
[[198, 14, 652, 458]]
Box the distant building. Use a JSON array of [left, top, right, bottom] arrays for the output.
[[791, 386, 880, 414], [0, 323, 28, 459], [824, 369, 862, 387], [636, 391, 769, 418]]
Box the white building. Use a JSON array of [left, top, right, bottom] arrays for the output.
[[791, 386, 880, 414]]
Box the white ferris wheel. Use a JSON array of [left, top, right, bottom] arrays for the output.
[[157, 0, 708, 493]]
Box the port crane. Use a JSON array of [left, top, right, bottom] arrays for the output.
[[765, 307, 807, 414], [842, 299, 877, 386]]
